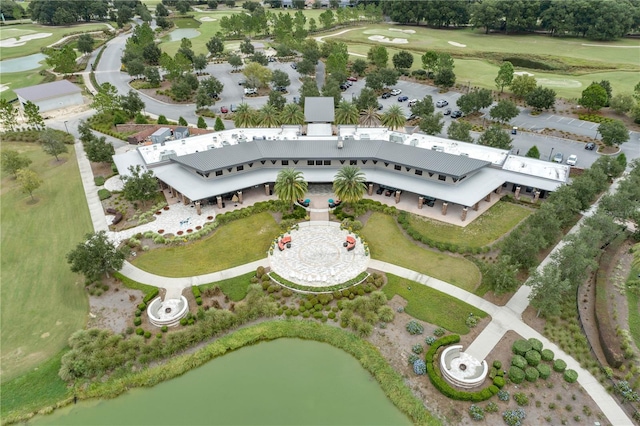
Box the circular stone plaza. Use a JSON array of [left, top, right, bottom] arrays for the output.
[[268, 222, 370, 289]]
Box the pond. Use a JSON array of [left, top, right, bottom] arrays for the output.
[[1, 53, 47, 73], [166, 28, 201, 41], [31, 339, 411, 425]]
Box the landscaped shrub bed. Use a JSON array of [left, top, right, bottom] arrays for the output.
[[268, 271, 369, 293], [577, 114, 614, 124], [97, 189, 111, 200], [1, 129, 74, 144]]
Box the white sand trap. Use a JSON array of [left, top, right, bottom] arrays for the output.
[[514, 71, 535, 76], [0, 84, 9, 93], [0, 32, 52, 47], [536, 78, 582, 88], [389, 28, 416, 34], [199, 17, 217, 22], [448, 41, 466, 47], [368, 35, 408, 44], [581, 43, 640, 48]]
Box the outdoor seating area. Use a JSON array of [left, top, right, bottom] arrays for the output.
[[328, 198, 342, 208], [376, 185, 398, 197], [298, 199, 310, 208], [345, 235, 356, 251], [278, 235, 292, 251]]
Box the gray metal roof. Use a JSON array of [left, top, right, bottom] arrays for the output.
[[152, 127, 171, 136], [14, 80, 81, 102], [170, 139, 489, 178], [304, 97, 335, 122]]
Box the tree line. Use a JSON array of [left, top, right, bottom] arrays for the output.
[[28, 0, 144, 27], [382, 0, 640, 40]]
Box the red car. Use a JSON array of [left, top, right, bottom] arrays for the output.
[[220, 106, 229, 113], [347, 76, 358, 82]]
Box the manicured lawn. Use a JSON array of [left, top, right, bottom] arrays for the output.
[[361, 213, 481, 292], [200, 271, 255, 301], [0, 23, 110, 59], [160, 11, 239, 57], [0, 350, 70, 420], [382, 274, 486, 334], [132, 212, 279, 277], [1, 66, 47, 101], [407, 201, 532, 249], [626, 267, 640, 350], [0, 142, 91, 382]]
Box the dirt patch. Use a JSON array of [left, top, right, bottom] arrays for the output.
[[87, 277, 146, 334], [90, 161, 114, 181]]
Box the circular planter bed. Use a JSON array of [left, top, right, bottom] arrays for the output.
[[158, 229, 165, 234], [196, 225, 202, 230], [177, 231, 184, 235], [207, 216, 214, 220], [187, 229, 193, 233], [163, 206, 170, 211]]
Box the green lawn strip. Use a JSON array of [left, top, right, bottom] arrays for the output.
[[0, 350, 71, 419], [382, 274, 486, 335], [77, 321, 440, 426], [132, 212, 279, 277], [112, 271, 157, 296], [407, 201, 532, 249], [626, 267, 640, 350], [0, 142, 91, 382], [1, 66, 47, 101], [0, 23, 111, 59], [199, 271, 255, 301], [361, 213, 481, 292]]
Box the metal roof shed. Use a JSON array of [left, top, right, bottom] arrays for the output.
[[14, 80, 83, 113]]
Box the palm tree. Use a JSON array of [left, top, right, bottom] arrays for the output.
[[333, 165, 367, 204], [334, 100, 359, 125], [279, 103, 305, 125], [233, 103, 258, 128], [274, 168, 308, 210], [381, 104, 406, 130], [359, 106, 381, 127], [257, 103, 280, 128]]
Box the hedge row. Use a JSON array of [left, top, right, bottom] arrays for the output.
[[268, 271, 369, 294], [142, 288, 159, 304], [425, 335, 499, 402]]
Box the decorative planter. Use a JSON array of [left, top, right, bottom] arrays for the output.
[[177, 231, 184, 235], [155, 211, 162, 215], [187, 229, 193, 233], [207, 216, 214, 220], [163, 206, 170, 211], [196, 226, 202, 230], [158, 229, 164, 234]]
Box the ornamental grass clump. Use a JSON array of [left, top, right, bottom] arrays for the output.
[[468, 404, 484, 421], [513, 392, 529, 406], [502, 408, 526, 426], [413, 359, 426, 375], [406, 320, 424, 335], [412, 344, 423, 354], [497, 390, 510, 401]]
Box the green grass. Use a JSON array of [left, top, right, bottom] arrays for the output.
[[1, 66, 47, 101], [361, 213, 481, 292], [382, 274, 487, 334], [200, 272, 255, 301], [626, 267, 640, 350], [407, 201, 532, 248], [0, 142, 91, 383], [112, 272, 158, 297], [132, 212, 279, 277], [0, 350, 71, 419], [0, 23, 110, 59]]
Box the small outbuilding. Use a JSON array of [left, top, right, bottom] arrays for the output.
[[174, 126, 189, 139], [14, 80, 83, 113], [150, 127, 172, 144]]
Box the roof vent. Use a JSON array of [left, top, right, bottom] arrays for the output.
[[337, 137, 343, 149]]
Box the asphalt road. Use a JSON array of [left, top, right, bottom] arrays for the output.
[[94, 30, 639, 163]]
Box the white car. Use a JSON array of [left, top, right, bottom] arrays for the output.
[[566, 154, 578, 166], [390, 89, 402, 96], [408, 99, 417, 106], [244, 87, 257, 95]]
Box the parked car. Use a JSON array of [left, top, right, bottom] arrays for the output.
[[381, 92, 391, 99], [377, 103, 383, 110], [436, 99, 449, 107], [244, 87, 257, 95], [566, 154, 578, 166], [451, 110, 463, 118], [408, 99, 417, 106], [345, 80, 352, 87], [553, 152, 564, 163], [390, 89, 402, 96], [238, 80, 246, 86], [398, 96, 409, 102], [339, 83, 349, 91], [347, 76, 358, 82], [220, 106, 229, 113], [406, 113, 418, 121], [268, 56, 276, 62], [274, 86, 287, 92], [230, 104, 238, 112], [443, 108, 451, 116], [290, 62, 297, 69], [585, 142, 596, 150]]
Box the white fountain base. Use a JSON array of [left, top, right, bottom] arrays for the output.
[[440, 345, 488, 389], [147, 296, 189, 327]]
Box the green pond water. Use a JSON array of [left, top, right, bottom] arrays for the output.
[[31, 339, 412, 426]]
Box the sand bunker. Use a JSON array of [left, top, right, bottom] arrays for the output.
[[581, 43, 640, 48], [199, 17, 217, 22], [389, 28, 416, 34], [368, 35, 408, 44], [0, 84, 9, 93], [514, 71, 535, 76], [448, 41, 466, 47], [0, 33, 52, 47]]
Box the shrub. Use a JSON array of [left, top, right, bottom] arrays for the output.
[[524, 366, 539, 382], [497, 390, 509, 401], [94, 176, 106, 186], [157, 115, 169, 124], [135, 327, 144, 335], [502, 407, 526, 426], [433, 327, 445, 336], [405, 320, 424, 335], [540, 349, 554, 361], [161, 325, 168, 333], [413, 359, 426, 375], [98, 189, 111, 200], [513, 392, 529, 406], [563, 369, 578, 383], [425, 336, 436, 345], [485, 402, 499, 413], [537, 363, 551, 379], [468, 404, 484, 421], [465, 313, 478, 328], [133, 317, 142, 326], [134, 309, 142, 317], [144, 331, 151, 339], [412, 344, 423, 354], [508, 366, 525, 384], [525, 350, 541, 367], [527, 338, 543, 352], [512, 339, 532, 356], [493, 360, 502, 369], [511, 355, 527, 369], [613, 381, 640, 402], [408, 354, 420, 365], [493, 376, 505, 388], [553, 359, 567, 372], [137, 302, 147, 310]]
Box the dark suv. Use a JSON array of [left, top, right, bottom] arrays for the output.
[[381, 92, 391, 99], [451, 110, 463, 118], [584, 142, 596, 150]]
